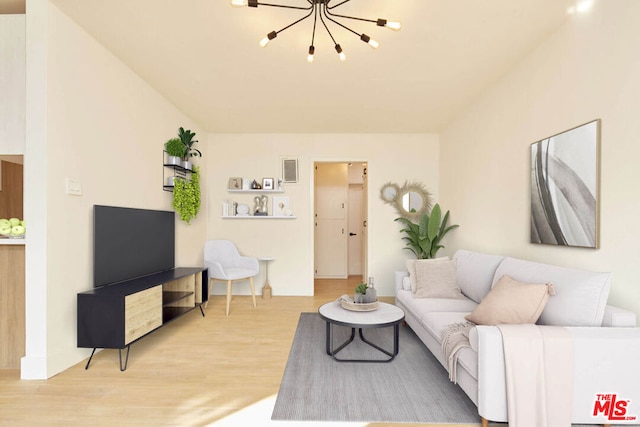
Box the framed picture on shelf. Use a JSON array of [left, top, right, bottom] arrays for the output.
[[228, 177, 242, 190], [273, 196, 290, 216], [262, 178, 274, 190]]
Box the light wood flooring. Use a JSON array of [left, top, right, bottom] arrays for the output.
[[0, 277, 487, 426]]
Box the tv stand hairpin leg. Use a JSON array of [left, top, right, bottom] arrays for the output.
[[84, 348, 97, 370], [119, 346, 131, 371], [83, 345, 131, 371]]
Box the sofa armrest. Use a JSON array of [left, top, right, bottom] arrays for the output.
[[475, 326, 508, 422], [476, 325, 640, 424], [602, 305, 637, 327]]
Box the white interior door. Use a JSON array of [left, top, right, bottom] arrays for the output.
[[314, 163, 348, 278]]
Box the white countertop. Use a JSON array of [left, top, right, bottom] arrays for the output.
[[0, 238, 25, 245]]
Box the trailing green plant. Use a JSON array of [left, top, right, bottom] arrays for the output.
[[394, 203, 459, 259], [172, 166, 201, 224], [355, 283, 368, 295], [178, 127, 202, 160], [164, 137, 186, 158]]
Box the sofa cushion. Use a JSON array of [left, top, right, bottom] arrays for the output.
[[493, 257, 611, 326], [465, 275, 554, 325], [406, 257, 449, 293], [453, 250, 505, 303], [396, 290, 478, 322], [414, 259, 467, 299]]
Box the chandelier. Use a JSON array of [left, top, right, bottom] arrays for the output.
[[230, 0, 401, 63]]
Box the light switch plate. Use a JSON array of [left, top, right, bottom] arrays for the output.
[[66, 178, 82, 196]]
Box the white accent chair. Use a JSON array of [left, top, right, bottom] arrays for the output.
[[204, 240, 258, 316]]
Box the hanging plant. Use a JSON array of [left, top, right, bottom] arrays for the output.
[[172, 166, 201, 224]]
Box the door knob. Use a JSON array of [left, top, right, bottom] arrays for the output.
[[349, 232, 357, 236]]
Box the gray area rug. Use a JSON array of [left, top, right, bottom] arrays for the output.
[[272, 312, 480, 423]]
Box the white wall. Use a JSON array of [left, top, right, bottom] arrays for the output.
[[207, 134, 439, 297], [0, 14, 25, 154], [22, 1, 208, 378], [439, 0, 640, 319]]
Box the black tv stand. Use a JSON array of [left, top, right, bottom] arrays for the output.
[[77, 267, 208, 371]]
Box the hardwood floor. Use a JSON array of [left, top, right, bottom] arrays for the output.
[[0, 277, 485, 426]]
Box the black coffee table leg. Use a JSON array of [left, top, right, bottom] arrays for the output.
[[326, 323, 400, 363], [326, 322, 356, 356], [359, 324, 400, 361]]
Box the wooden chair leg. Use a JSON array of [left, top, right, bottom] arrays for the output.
[[249, 276, 257, 308], [481, 417, 488, 427], [226, 280, 232, 316]]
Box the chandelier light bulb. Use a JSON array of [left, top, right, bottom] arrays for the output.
[[260, 31, 277, 47], [360, 34, 379, 49], [377, 19, 401, 31], [335, 44, 346, 62], [385, 21, 402, 31], [230, 0, 248, 7], [307, 46, 315, 63]]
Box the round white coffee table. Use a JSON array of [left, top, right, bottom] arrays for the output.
[[318, 301, 405, 363]]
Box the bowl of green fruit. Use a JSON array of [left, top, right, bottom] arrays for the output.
[[0, 217, 26, 238]]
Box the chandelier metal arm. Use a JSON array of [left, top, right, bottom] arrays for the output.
[[318, 4, 339, 44], [275, 8, 315, 35], [322, 5, 360, 38], [311, 4, 319, 45], [325, 0, 352, 9], [252, 1, 312, 11], [325, 8, 378, 25]]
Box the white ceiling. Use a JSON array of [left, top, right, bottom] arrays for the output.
[[17, 0, 580, 133]]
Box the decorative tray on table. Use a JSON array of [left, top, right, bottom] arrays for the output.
[[336, 295, 379, 311]]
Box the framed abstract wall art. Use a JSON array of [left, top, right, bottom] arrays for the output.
[[530, 119, 600, 248]]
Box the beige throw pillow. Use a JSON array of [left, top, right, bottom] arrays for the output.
[[407, 257, 449, 293], [414, 259, 467, 299], [465, 275, 555, 325]]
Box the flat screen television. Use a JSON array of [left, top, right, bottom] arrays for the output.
[[93, 205, 175, 288]]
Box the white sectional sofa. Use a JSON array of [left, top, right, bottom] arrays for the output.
[[395, 249, 640, 426]]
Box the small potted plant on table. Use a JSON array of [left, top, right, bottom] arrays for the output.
[[354, 283, 368, 303]]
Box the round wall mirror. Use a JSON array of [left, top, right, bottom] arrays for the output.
[[380, 183, 400, 203], [379, 181, 433, 222]]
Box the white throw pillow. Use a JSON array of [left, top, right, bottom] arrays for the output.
[[414, 259, 467, 299], [407, 257, 449, 293]]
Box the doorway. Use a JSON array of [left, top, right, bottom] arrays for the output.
[[314, 161, 368, 288]]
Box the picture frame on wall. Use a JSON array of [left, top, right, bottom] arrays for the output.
[[262, 178, 274, 190], [228, 177, 242, 190], [530, 119, 600, 248], [273, 196, 290, 216]]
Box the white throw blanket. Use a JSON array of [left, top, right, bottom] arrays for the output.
[[497, 324, 573, 427], [441, 322, 474, 383]]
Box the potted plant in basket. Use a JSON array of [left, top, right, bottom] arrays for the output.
[[178, 127, 202, 171]]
